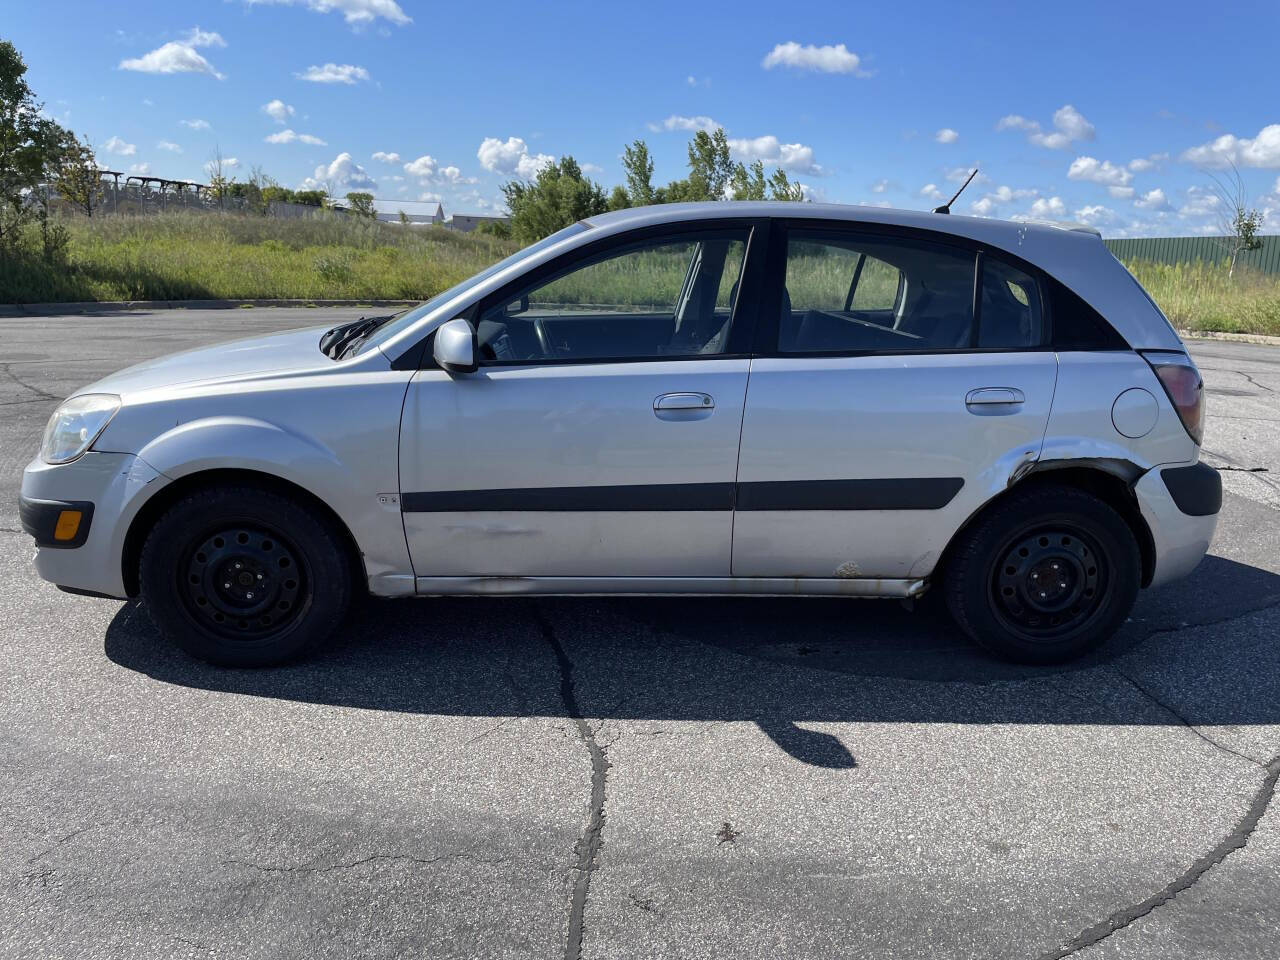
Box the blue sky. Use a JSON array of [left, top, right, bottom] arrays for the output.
[[9, 0, 1280, 236]]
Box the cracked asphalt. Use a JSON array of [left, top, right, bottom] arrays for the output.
[[2, 308, 1279, 959]]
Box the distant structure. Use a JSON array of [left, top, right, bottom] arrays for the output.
[[449, 212, 511, 233], [379, 201, 444, 226]]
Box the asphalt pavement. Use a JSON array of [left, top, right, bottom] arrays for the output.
[[2, 307, 1279, 959]]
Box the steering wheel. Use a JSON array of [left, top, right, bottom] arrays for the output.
[[533, 317, 553, 358]]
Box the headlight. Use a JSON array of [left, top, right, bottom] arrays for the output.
[[40, 394, 121, 464]]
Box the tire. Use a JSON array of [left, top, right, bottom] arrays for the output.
[[943, 485, 1141, 664], [139, 485, 353, 667]]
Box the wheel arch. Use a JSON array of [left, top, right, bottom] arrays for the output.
[[936, 462, 1157, 590], [121, 467, 367, 598]]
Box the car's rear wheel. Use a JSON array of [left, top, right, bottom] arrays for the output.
[[139, 485, 352, 666], [944, 485, 1140, 663]]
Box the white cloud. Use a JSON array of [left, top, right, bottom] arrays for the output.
[[935, 128, 959, 144], [128, 162, 150, 175], [919, 183, 946, 203], [477, 137, 554, 179], [871, 178, 892, 194], [1108, 185, 1135, 199], [301, 152, 377, 191], [1067, 156, 1133, 188], [261, 99, 295, 124], [418, 191, 442, 202], [967, 184, 1038, 216], [1022, 196, 1067, 219], [438, 165, 477, 185], [102, 136, 136, 156], [297, 63, 370, 85], [404, 155, 438, 178], [183, 27, 226, 47], [945, 165, 988, 184], [727, 135, 821, 174], [997, 104, 1095, 149], [180, 119, 210, 130], [371, 151, 401, 164], [1127, 152, 1168, 172], [650, 114, 720, 133], [1179, 186, 1221, 218], [1074, 204, 1117, 225], [157, 140, 182, 153], [264, 129, 327, 145], [223, 157, 240, 168], [761, 42, 864, 75], [243, 0, 410, 26], [1180, 124, 1280, 169], [581, 162, 604, 174], [120, 28, 225, 79], [1134, 188, 1171, 211]]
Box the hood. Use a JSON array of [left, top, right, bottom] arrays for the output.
[[80, 324, 334, 397]]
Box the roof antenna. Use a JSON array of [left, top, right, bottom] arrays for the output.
[[933, 167, 978, 214]]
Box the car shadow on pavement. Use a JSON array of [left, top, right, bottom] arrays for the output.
[[104, 554, 1280, 769]]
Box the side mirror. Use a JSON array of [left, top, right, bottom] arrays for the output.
[[506, 295, 529, 316], [433, 317, 477, 373]]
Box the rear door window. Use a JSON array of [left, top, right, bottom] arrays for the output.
[[978, 257, 1044, 348], [779, 230, 976, 353]]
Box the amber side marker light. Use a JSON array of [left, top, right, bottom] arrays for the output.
[[53, 509, 83, 542]]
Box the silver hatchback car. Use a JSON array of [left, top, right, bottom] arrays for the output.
[[21, 202, 1220, 666]]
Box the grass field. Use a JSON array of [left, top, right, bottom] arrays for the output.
[[1122, 258, 1280, 337], [2, 212, 1278, 336], [0, 211, 518, 303]]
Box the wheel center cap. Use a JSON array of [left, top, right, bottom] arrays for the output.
[[238, 571, 254, 586]]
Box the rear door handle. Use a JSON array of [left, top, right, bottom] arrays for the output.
[[965, 387, 1025, 406], [654, 392, 715, 421], [655, 392, 714, 411]]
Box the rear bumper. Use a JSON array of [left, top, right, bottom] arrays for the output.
[[20, 452, 168, 600], [1134, 462, 1221, 589]]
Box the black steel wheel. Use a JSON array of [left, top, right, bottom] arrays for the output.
[[944, 484, 1140, 663], [180, 524, 307, 642], [991, 526, 1106, 642], [140, 485, 353, 666]]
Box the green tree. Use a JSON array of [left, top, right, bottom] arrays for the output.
[[607, 184, 630, 211], [501, 156, 608, 243], [53, 131, 100, 217], [622, 139, 654, 206], [729, 159, 767, 201], [0, 39, 68, 251], [345, 191, 376, 219], [768, 167, 806, 202]]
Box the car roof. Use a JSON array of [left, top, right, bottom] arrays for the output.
[[582, 201, 1102, 244]]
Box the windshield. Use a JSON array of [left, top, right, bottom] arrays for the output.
[[353, 222, 590, 357]]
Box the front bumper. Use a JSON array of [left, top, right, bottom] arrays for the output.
[[20, 451, 168, 599], [1134, 462, 1221, 589]]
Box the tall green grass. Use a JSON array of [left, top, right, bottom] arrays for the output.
[[1123, 258, 1280, 337], [0, 210, 518, 303]]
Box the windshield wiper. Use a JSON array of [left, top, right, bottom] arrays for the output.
[[320, 314, 397, 360]]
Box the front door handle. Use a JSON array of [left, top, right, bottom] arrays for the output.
[[965, 387, 1025, 406], [654, 392, 715, 421]]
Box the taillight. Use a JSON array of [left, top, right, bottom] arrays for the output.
[[1143, 351, 1204, 445]]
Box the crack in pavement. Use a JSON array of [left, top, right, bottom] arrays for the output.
[[1036, 756, 1280, 959], [0, 362, 61, 402], [532, 602, 609, 960], [222, 851, 510, 875], [1111, 666, 1267, 768]]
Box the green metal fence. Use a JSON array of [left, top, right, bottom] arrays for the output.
[[1104, 235, 1280, 275]]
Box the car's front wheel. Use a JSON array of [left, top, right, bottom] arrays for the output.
[[944, 484, 1141, 663], [139, 485, 353, 666]]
